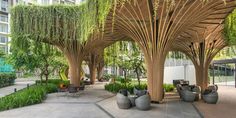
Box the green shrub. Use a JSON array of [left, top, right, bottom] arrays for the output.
[[0, 73, 16, 88], [103, 74, 112, 81], [105, 82, 174, 93], [163, 84, 174, 92], [0, 85, 47, 111], [115, 76, 132, 83], [105, 82, 147, 94], [45, 84, 58, 93], [36, 79, 70, 87]]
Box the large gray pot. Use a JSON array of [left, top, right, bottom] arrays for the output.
[[191, 86, 201, 101], [116, 93, 131, 109], [182, 90, 196, 102], [202, 91, 218, 104], [135, 94, 151, 110]]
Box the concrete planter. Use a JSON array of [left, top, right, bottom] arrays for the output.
[[202, 91, 218, 104], [182, 90, 196, 102], [116, 93, 131, 109], [135, 94, 151, 110]]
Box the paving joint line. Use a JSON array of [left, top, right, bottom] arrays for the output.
[[191, 103, 204, 118], [95, 103, 115, 118]]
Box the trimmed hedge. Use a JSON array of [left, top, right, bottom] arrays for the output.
[[0, 85, 46, 111], [0, 73, 16, 88], [163, 84, 175, 92], [0, 83, 58, 111], [105, 82, 147, 94], [105, 82, 174, 93], [36, 79, 70, 87]]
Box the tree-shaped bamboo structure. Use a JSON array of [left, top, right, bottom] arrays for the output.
[[109, 0, 236, 102], [172, 25, 226, 90], [10, 3, 113, 87]]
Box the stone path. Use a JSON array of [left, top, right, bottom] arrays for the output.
[[0, 79, 35, 98], [0, 82, 201, 118], [194, 85, 236, 118]]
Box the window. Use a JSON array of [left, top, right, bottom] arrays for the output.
[[0, 24, 8, 33], [1, 0, 8, 12], [0, 36, 7, 43], [0, 15, 8, 22], [0, 45, 7, 53], [42, 0, 50, 5]]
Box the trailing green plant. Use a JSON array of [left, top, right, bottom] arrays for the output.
[[0, 73, 16, 88], [11, 1, 113, 46]]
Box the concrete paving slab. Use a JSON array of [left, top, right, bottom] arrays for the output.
[[0, 103, 110, 118], [98, 96, 201, 118], [194, 86, 236, 118], [0, 80, 35, 98], [0, 82, 202, 118]]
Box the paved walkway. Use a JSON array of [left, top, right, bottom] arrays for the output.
[[0, 79, 35, 98], [194, 85, 236, 118], [0, 82, 201, 118]]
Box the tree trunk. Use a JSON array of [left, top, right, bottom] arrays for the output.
[[135, 68, 141, 87], [195, 64, 209, 91], [97, 61, 104, 81], [146, 58, 165, 102], [44, 64, 49, 85], [89, 64, 97, 84], [40, 73, 43, 85], [124, 69, 127, 88], [68, 59, 82, 87]]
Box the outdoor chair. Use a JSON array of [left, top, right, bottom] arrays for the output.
[[202, 89, 218, 104], [135, 94, 151, 110], [67, 84, 79, 97], [176, 84, 183, 98], [181, 89, 197, 102], [177, 85, 199, 102], [116, 92, 131, 109], [207, 85, 218, 91]]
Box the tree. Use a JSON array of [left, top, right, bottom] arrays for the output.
[[8, 40, 64, 84], [129, 45, 145, 87]]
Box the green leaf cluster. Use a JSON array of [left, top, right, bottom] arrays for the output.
[[0, 85, 47, 111], [0, 73, 16, 88], [224, 9, 236, 45], [11, 0, 113, 45]]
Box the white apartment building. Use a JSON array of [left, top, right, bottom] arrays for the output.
[[0, 0, 10, 53], [0, 0, 84, 54]]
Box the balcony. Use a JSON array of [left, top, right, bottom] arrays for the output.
[[0, 21, 8, 25]]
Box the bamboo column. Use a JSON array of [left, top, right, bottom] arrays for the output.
[[172, 25, 226, 90]]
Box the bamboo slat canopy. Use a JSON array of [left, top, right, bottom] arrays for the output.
[[108, 0, 236, 102], [171, 25, 226, 90]]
